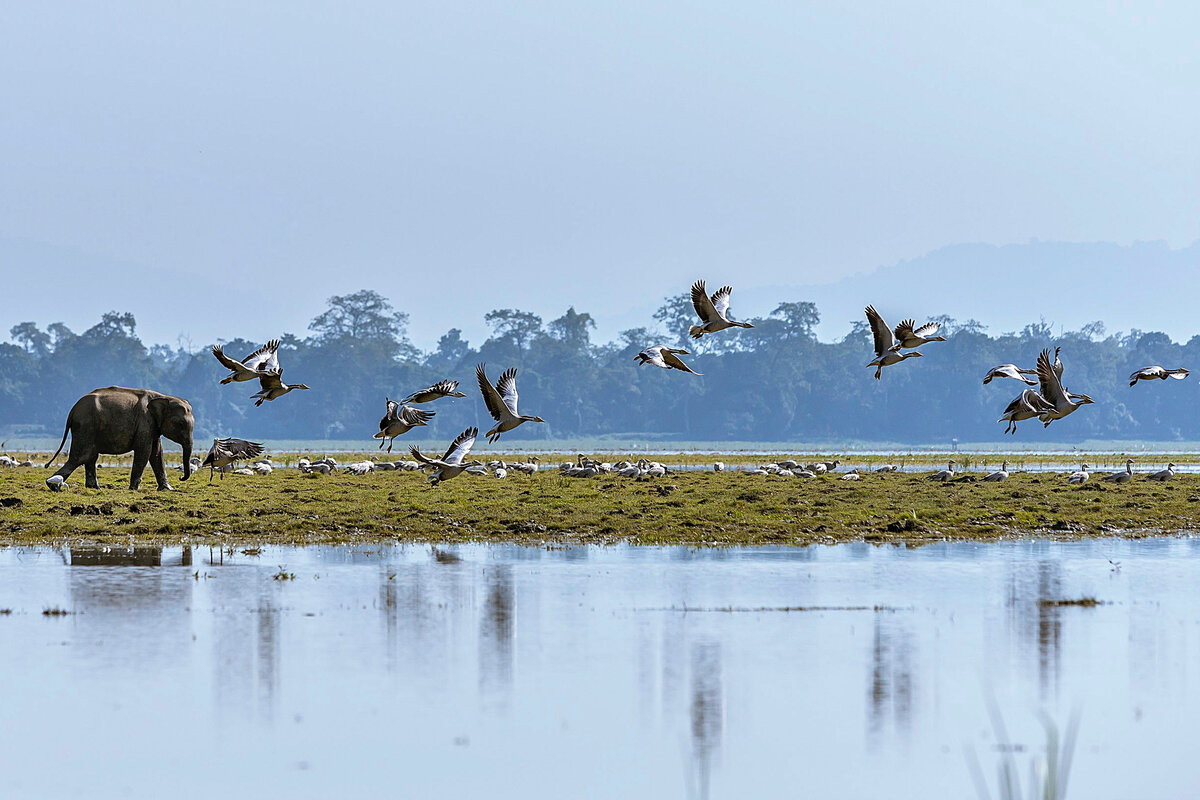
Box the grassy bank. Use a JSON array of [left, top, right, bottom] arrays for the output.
[[2, 465, 1198, 547]]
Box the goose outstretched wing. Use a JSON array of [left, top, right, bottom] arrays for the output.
[[496, 368, 520, 416], [442, 427, 478, 465], [243, 339, 280, 372], [661, 349, 702, 375], [211, 345, 247, 373], [865, 305, 894, 356], [399, 406, 436, 426], [691, 280, 718, 323], [710, 286, 733, 320], [1036, 349, 1068, 406], [476, 364, 508, 422]]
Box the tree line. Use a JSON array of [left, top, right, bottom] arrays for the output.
[[2, 289, 1198, 444]]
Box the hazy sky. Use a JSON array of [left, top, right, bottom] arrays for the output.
[[3, 2, 1199, 349]]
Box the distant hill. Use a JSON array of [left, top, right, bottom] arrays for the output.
[[742, 239, 1200, 342]]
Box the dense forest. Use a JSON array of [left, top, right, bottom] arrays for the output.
[[2, 289, 1198, 445]]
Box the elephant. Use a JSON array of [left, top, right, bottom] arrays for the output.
[[45, 386, 194, 491]]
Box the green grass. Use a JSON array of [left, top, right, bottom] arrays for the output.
[[3, 464, 1200, 547]]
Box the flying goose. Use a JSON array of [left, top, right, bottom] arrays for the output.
[[865, 305, 923, 379], [252, 369, 310, 406], [1067, 463, 1090, 484], [201, 438, 265, 482], [1129, 366, 1190, 386], [374, 399, 436, 453], [998, 388, 1056, 435], [409, 427, 482, 485], [635, 346, 702, 375], [1103, 459, 1134, 483], [211, 339, 280, 384], [983, 364, 1039, 386], [476, 363, 545, 443], [1035, 348, 1094, 427], [688, 280, 754, 339], [1147, 463, 1176, 482], [982, 461, 1009, 482], [893, 319, 947, 349], [402, 380, 468, 404]]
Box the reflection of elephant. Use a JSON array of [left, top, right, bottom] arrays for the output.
[[45, 386, 194, 490]]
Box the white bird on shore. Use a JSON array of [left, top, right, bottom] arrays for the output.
[[45, 475, 69, 492], [713, 462, 725, 472], [409, 427, 482, 485], [983, 461, 1009, 482], [211, 339, 280, 384], [1103, 459, 1134, 483], [688, 280, 755, 339], [635, 345, 703, 375], [865, 305, 923, 380], [1129, 366, 1189, 386], [983, 364, 1039, 386], [1067, 463, 1090, 484], [1147, 463, 1176, 482], [840, 470, 861, 481], [476, 364, 545, 443], [928, 460, 956, 482]]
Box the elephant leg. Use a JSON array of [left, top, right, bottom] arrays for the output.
[[84, 457, 100, 490], [149, 439, 172, 491], [129, 444, 150, 490], [52, 448, 91, 487]]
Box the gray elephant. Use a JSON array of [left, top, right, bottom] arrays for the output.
[[45, 386, 194, 490]]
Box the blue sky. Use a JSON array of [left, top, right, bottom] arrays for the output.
[[3, 2, 1198, 349]]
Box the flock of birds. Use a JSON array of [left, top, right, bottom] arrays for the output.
[[189, 281, 1195, 487], [199, 279, 751, 485], [26, 279, 1199, 491], [864, 304, 1190, 436]]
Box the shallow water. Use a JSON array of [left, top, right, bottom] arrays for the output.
[[1, 539, 1198, 799]]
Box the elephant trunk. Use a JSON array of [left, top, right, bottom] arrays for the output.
[[181, 439, 193, 481]]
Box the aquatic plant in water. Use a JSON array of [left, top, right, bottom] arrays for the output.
[[964, 700, 1080, 800]]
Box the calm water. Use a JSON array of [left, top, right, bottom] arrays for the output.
[[1, 539, 1198, 799]]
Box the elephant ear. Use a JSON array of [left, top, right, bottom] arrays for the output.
[[147, 396, 171, 428]]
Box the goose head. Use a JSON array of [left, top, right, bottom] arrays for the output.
[[1074, 393, 1094, 405], [903, 352, 924, 360]]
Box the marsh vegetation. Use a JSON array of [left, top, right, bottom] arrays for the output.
[[3, 464, 1200, 547]]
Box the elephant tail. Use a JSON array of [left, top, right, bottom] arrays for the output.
[[44, 418, 70, 468]]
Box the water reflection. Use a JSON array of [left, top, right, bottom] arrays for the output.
[[687, 642, 722, 800], [2, 540, 1200, 798], [479, 565, 515, 705], [867, 612, 914, 744], [1005, 558, 1063, 701]]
